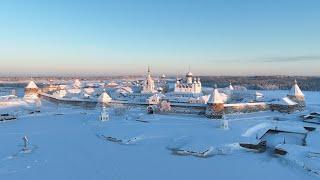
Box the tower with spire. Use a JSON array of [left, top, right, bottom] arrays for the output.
[[141, 66, 156, 94]]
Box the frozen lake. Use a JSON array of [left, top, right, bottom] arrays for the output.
[[0, 90, 320, 180]]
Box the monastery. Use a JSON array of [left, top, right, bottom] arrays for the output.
[[28, 66, 307, 119]]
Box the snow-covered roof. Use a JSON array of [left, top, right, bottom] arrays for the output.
[[149, 93, 165, 100], [73, 79, 81, 88], [119, 86, 133, 93], [255, 92, 263, 97], [224, 102, 266, 107], [271, 97, 298, 106], [200, 95, 210, 103], [26, 81, 38, 89], [81, 92, 90, 98], [106, 82, 119, 87], [242, 122, 308, 139], [84, 88, 95, 95], [288, 80, 304, 97], [98, 92, 112, 103], [208, 88, 224, 104], [67, 89, 81, 94], [282, 97, 298, 106], [53, 90, 67, 98]]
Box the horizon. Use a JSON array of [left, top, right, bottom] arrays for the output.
[[1, 0, 320, 76], [0, 73, 320, 78]]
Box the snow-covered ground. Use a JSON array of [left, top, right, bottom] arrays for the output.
[[0, 89, 320, 180]]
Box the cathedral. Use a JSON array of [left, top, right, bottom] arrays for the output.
[[141, 66, 157, 94], [174, 71, 202, 94]]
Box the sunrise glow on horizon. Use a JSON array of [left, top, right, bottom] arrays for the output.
[[1, 0, 320, 76]]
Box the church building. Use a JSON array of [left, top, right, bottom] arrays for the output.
[[174, 71, 202, 95], [141, 66, 157, 94]]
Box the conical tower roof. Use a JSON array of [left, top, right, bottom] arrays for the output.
[[26, 81, 38, 89], [98, 92, 112, 103], [289, 80, 304, 97], [228, 82, 234, 90], [208, 88, 224, 104]]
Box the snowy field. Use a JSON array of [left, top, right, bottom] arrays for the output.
[[1, 89, 320, 180]]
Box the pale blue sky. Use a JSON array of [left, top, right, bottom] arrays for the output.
[[0, 0, 319, 76]]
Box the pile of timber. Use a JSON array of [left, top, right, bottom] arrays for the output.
[[239, 140, 267, 152]]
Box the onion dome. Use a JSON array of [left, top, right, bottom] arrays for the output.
[[186, 71, 193, 77]]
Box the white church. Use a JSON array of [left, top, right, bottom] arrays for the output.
[[141, 67, 202, 96], [141, 66, 157, 94], [174, 71, 202, 94]]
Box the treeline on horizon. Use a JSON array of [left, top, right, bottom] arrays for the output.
[[200, 76, 320, 91], [0, 76, 320, 91]]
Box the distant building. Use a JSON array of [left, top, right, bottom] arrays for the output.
[[157, 74, 168, 93], [228, 82, 234, 91], [141, 66, 157, 94], [206, 86, 224, 119], [24, 80, 39, 98], [287, 79, 305, 108], [266, 80, 305, 113], [73, 79, 82, 89], [288, 79, 304, 97], [147, 93, 165, 104], [98, 91, 112, 103], [100, 106, 109, 121], [174, 71, 202, 95], [270, 96, 300, 113]]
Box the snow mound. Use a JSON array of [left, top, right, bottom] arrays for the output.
[[0, 100, 28, 108], [276, 144, 320, 176]]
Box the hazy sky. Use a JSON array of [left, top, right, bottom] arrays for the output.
[[0, 0, 319, 76]]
